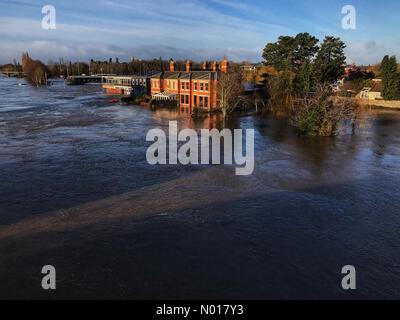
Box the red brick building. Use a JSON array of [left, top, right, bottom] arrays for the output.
[[150, 59, 229, 113]]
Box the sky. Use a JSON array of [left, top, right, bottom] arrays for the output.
[[0, 0, 399, 64]]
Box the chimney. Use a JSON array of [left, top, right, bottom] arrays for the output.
[[220, 58, 229, 73], [212, 61, 218, 72], [202, 61, 207, 70], [185, 60, 192, 73], [169, 59, 175, 72]]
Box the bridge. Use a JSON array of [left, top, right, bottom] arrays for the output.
[[0, 71, 25, 77]]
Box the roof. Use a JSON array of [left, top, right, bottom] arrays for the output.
[[180, 73, 191, 80], [370, 81, 382, 93], [150, 72, 163, 79], [192, 71, 217, 80], [150, 71, 218, 80], [163, 71, 181, 79]]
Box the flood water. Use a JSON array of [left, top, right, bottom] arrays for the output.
[[0, 76, 400, 299]]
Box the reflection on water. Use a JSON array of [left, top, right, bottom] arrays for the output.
[[0, 76, 400, 299]]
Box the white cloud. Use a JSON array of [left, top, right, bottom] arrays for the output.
[[0, 0, 291, 63]]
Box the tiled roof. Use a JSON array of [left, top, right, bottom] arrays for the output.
[[192, 71, 214, 80], [150, 72, 163, 79], [371, 81, 382, 93], [163, 71, 181, 79], [150, 71, 218, 80], [180, 73, 191, 79]]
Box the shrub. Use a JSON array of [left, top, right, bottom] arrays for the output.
[[291, 85, 359, 136]]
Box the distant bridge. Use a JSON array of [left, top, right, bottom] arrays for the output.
[[0, 71, 25, 77]]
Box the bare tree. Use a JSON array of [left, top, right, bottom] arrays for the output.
[[217, 71, 243, 119], [22, 52, 48, 85]]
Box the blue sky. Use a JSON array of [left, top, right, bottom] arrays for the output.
[[0, 0, 399, 64]]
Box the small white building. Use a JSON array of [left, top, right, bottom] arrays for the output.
[[359, 79, 382, 100]]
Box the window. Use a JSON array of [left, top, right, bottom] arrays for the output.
[[181, 82, 185, 90], [186, 82, 190, 90], [185, 95, 189, 104], [200, 83, 204, 91], [194, 82, 198, 91], [205, 83, 209, 91], [181, 95, 185, 104], [199, 96, 203, 107], [204, 97, 209, 108]]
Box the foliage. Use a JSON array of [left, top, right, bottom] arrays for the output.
[[291, 85, 359, 136], [22, 52, 48, 85], [263, 34, 346, 105], [314, 37, 346, 84], [262, 33, 319, 73], [380, 55, 400, 100]]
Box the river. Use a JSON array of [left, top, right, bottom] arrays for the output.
[[0, 76, 399, 299]]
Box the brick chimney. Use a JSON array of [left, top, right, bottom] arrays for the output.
[[185, 60, 192, 73], [220, 58, 229, 73], [202, 61, 207, 70], [169, 59, 175, 72], [212, 61, 218, 72]]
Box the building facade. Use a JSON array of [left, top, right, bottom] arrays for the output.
[[102, 75, 150, 95], [150, 59, 229, 112]]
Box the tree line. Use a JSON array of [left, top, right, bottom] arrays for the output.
[[46, 57, 217, 77]]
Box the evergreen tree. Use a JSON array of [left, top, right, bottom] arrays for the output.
[[380, 55, 400, 100], [262, 33, 318, 73], [380, 55, 390, 99], [314, 36, 346, 84], [294, 60, 315, 95]]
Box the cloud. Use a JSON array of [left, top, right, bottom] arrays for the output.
[[345, 41, 388, 65], [0, 39, 262, 63], [0, 0, 291, 63], [0, 0, 398, 64]]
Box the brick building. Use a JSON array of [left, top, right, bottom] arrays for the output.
[[150, 59, 229, 112]]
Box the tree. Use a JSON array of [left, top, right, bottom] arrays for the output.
[[217, 71, 243, 119], [263, 36, 297, 72], [262, 33, 319, 73], [292, 32, 319, 68], [21, 52, 48, 85], [263, 33, 320, 98], [380, 55, 400, 100], [314, 36, 346, 84], [291, 84, 359, 136], [294, 59, 315, 95]]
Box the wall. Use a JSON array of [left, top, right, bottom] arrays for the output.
[[357, 99, 400, 109]]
